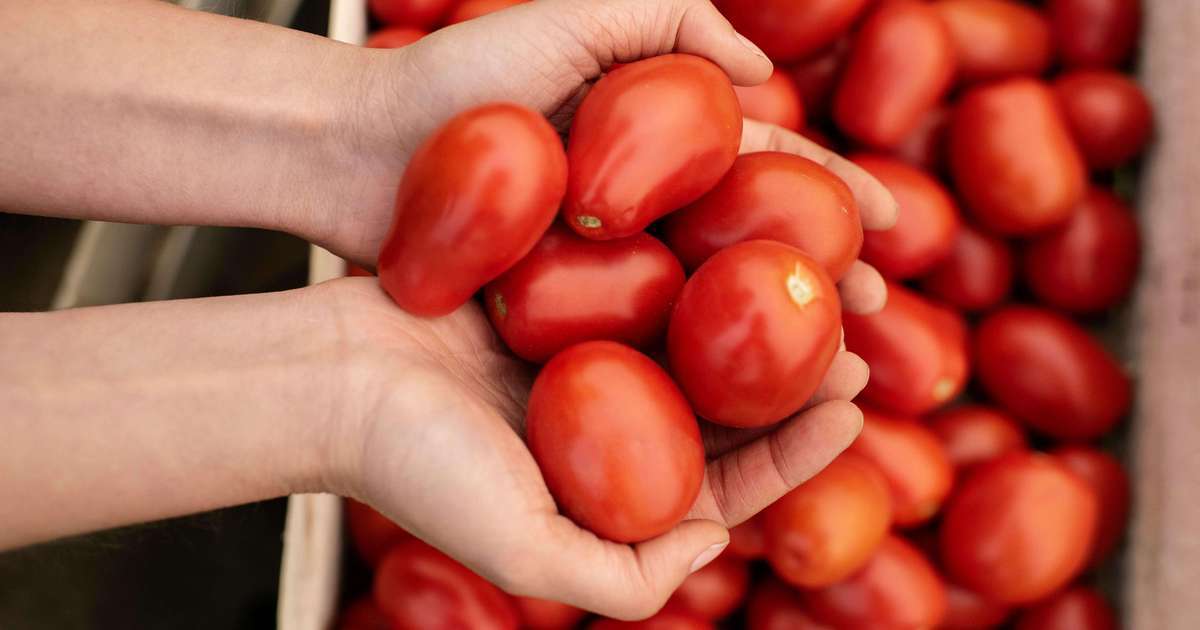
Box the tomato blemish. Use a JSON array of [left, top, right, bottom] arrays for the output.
[[576, 215, 602, 229], [786, 263, 816, 308], [493, 293, 507, 318]]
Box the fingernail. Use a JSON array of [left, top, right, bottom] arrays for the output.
[[734, 32, 768, 60], [689, 542, 728, 573]]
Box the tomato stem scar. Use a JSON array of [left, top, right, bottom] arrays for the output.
[[787, 263, 816, 307], [576, 215, 602, 229]]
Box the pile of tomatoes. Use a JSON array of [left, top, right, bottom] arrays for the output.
[[341, 0, 1150, 628]]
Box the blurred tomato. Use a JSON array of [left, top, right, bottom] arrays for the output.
[[445, 0, 528, 24], [374, 540, 519, 630], [933, 0, 1052, 83], [1015, 587, 1118, 630], [727, 514, 766, 560], [787, 39, 850, 119], [346, 498, 411, 568], [1048, 0, 1141, 69], [513, 596, 586, 630], [747, 578, 832, 630], [368, 0, 453, 28], [734, 69, 806, 131], [589, 611, 713, 630], [918, 223, 1014, 311], [892, 105, 950, 173], [849, 407, 954, 527], [1052, 445, 1131, 565], [941, 582, 1011, 629], [365, 27, 427, 48], [665, 555, 750, 620], [345, 262, 374, 277], [337, 596, 391, 630], [926, 405, 1028, 471], [717, 0, 870, 62], [1054, 70, 1153, 169]]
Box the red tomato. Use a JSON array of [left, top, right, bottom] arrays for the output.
[[484, 224, 685, 363], [892, 105, 950, 174], [852, 155, 961, 279], [933, 0, 1052, 83], [974, 306, 1131, 439], [1015, 587, 1118, 630], [734, 69, 806, 132], [345, 498, 411, 568], [337, 596, 391, 630], [589, 611, 714, 630], [564, 55, 741, 240], [364, 27, 426, 48], [527, 341, 704, 542], [378, 103, 566, 316], [939, 452, 1099, 604], [662, 152, 862, 280], [843, 282, 969, 416], [1023, 187, 1140, 313], [949, 79, 1087, 235], [803, 535, 948, 629], [787, 38, 850, 119], [717, 0, 871, 63], [762, 452, 893, 588], [512, 596, 586, 630], [1052, 445, 1131, 565], [941, 582, 1011, 629], [374, 540, 519, 630], [849, 407, 954, 527], [918, 222, 1014, 311], [345, 262, 374, 277], [368, 0, 453, 28], [1053, 70, 1154, 169], [727, 515, 766, 560], [667, 240, 842, 427], [445, 0, 528, 24], [747, 578, 832, 630], [665, 555, 750, 620], [1048, 0, 1141, 69], [926, 405, 1028, 471], [833, 0, 956, 148]]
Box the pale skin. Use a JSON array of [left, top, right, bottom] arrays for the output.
[[0, 0, 898, 620]]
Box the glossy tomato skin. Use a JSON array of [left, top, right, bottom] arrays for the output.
[[1048, 0, 1141, 69], [564, 55, 741, 240], [365, 26, 427, 48], [942, 582, 1011, 630], [1054, 70, 1153, 169], [892, 105, 950, 174], [975, 306, 1131, 439], [849, 407, 954, 527], [1052, 445, 1131, 565], [1015, 587, 1118, 630], [727, 515, 766, 559], [844, 282, 969, 415], [378, 103, 566, 316], [369, 0, 453, 28], [927, 405, 1028, 471], [734, 69, 806, 132], [852, 154, 961, 279], [933, 0, 1052, 83], [833, 0, 956, 148], [345, 498, 412, 568], [787, 38, 850, 119], [1024, 187, 1140, 313], [589, 611, 714, 630], [763, 452, 893, 588], [940, 452, 1099, 604], [665, 555, 750, 620], [527, 341, 704, 542], [485, 224, 685, 363], [512, 596, 586, 630], [374, 540, 519, 630], [337, 596, 392, 630], [949, 79, 1087, 235], [717, 0, 870, 63], [668, 240, 842, 428], [445, 0, 528, 24], [919, 222, 1014, 311], [747, 578, 832, 630], [662, 152, 862, 280]]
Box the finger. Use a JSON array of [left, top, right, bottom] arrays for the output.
[[838, 260, 888, 314], [671, 0, 774, 85]]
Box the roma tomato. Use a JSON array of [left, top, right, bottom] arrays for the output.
[[1054, 70, 1154, 169], [717, 0, 870, 63], [365, 27, 426, 48], [787, 38, 850, 119], [852, 154, 961, 279], [368, 0, 453, 28], [564, 55, 741, 240], [918, 222, 1014, 311], [665, 555, 750, 620], [374, 540, 519, 630], [1015, 587, 1118, 630], [526, 341, 704, 542], [975, 306, 1131, 439], [1052, 445, 1131, 565], [747, 578, 832, 630], [940, 452, 1099, 604], [512, 597, 586, 630], [949, 79, 1087, 235], [589, 611, 713, 630], [337, 597, 391, 630], [1048, 0, 1141, 69], [662, 152, 862, 280], [733, 69, 806, 132], [762, 452, 893, 588], [378, 103, 566, 316], [833, 0, 956, 148], [849, 407, 954, 527], [667, 241, 842, 427], [1024, 187, 1140, 313], [727, 514, 766, 560], [484, 224, 685, 363], [942, 583, 1011, 630], [345, 498, 411, 568], [933, 0, 1052, 83], [445, 0, 528, 24], [892, 105, 950, 174], [803, 535, 948, 629], [926, 405, 1028, 471], [843, 282, 969, 416]]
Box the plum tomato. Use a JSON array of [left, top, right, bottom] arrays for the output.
[[918, 222, 1014, 311], [368, 0, 453, 28], [1048, 0, 1141, 69], [1053, 70, 1154, 170], [926, 405, 1028, 471], [667, 240, 842, 427], [526, 341, 704, 542], [933, 0, 1053, 83], [849, 407, 954, 527], [662, 152, 862, 280], [665, 555, 750, 620], [747, 578, 832, 630], [374, 540, 519, 630], [512, 597, 586, 630], [337, 596, 392, 630], [588, 611, 714, 630], [1052, 445, 1131, 565], [786, 38, 851, 119], [345, 498, 412, 568], [727, 514, 766, 560], [941, 582, 1012, 629], [717, 0, 871, 63], [733, 69, 806, 132], [563, 54, 741, 240], [892, 105, 950, 174], [378, 103, 566, 316], [1015, 586, 1118, 630], [365, 27, 427, 48], [445, 0, 528, 24]]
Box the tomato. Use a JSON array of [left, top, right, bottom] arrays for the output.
[[747, 578, 832, 630], [786, 39, 850, 119], [939, 452, 1099, 604], [368, 0, 453, 28], [337, 596, 391, 630], [926, 405, 1028, 471], [374, 540, 519, 630], [378, 103, 566, 316], [949, 79, 1087, 235], [849, 407, 954, 527], [843, 282, 969, 416], [484, 224, 685, 363], [345, 498, 411, 568], [918, 222, 1014, 311], [667, 240, 842, 427], [589, 611, 713, 630], [762, 452, 893, 588], [1053, 70, 1154, 169], [1015, 587, 1118, 630], [512, 596, 586, 630], [365, 27, 427, 48], [733, 69, 806, 132], [852, 155, 961, 279], [933, 0, 1052, 83], [974, 306, 1131, 439], [1023, 187, 1140, 313], [564, 55, 741, 240], [665, 555, 750, 620], [662, 152, 862, 280], [345, 262, 374, 277], [1052, 445, 1131, 565], [833, 0, 955, 148], [941, 582, 1011, 629], [727, 514, 766, 560], [717, 0, 871, 63], [892, 105, 950, 174], [803, 535, 948, 629], [445, 0, 528, 24], [527, 341, 704, 542], [1048, 0, 1141, 69]]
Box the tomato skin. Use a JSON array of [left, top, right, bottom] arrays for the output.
[[665, 555, 750, 620], [589, 611, 714, 630], [933, 0, 1052, 84], [1048, 0, 1141, 69], [345, 498, 412, 568], [564, 55, 741, 240], [1015, 587, 1118, 630], [975, 306, 1131, 439], [733, 69, 806, 132], [667, 240, 842, 428], [662, 152, 862, 280], [368, 0, 453, 28], [337, 596, 392, 630], [527, 341, 704, 542], [727, 514, 766, 560], [892, 105, 950, 174], [1023, 187, 1140, 313], [374, 540, 519, 630], [717, 0, 870, 63], [918, 222, 1014, 311], [445, 0, 528, 24], [844, 282, 969, 416], [1053, 70, 1153, 170], [378, 103, 566, 316], [484, 224, 685, 363], [763, 452, 894, 588], [949, 79, 1087, 235], [787, 39, 850, 120], [833, 0, 956, 148], [852, 155, 961, 279], [926, 405, 1028, 471], [941, 582, 1011, 629], [365, 27, 426, 48], [849, 407, 954, 527], [512, 597, 586, 630], [1052, 445, 1131, 565], [747, 578, 832, 630]]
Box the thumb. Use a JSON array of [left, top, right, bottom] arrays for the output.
[[672, 0, 774, 85]]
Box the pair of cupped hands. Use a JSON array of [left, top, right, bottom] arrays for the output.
[[331, 0, 897, 619]]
